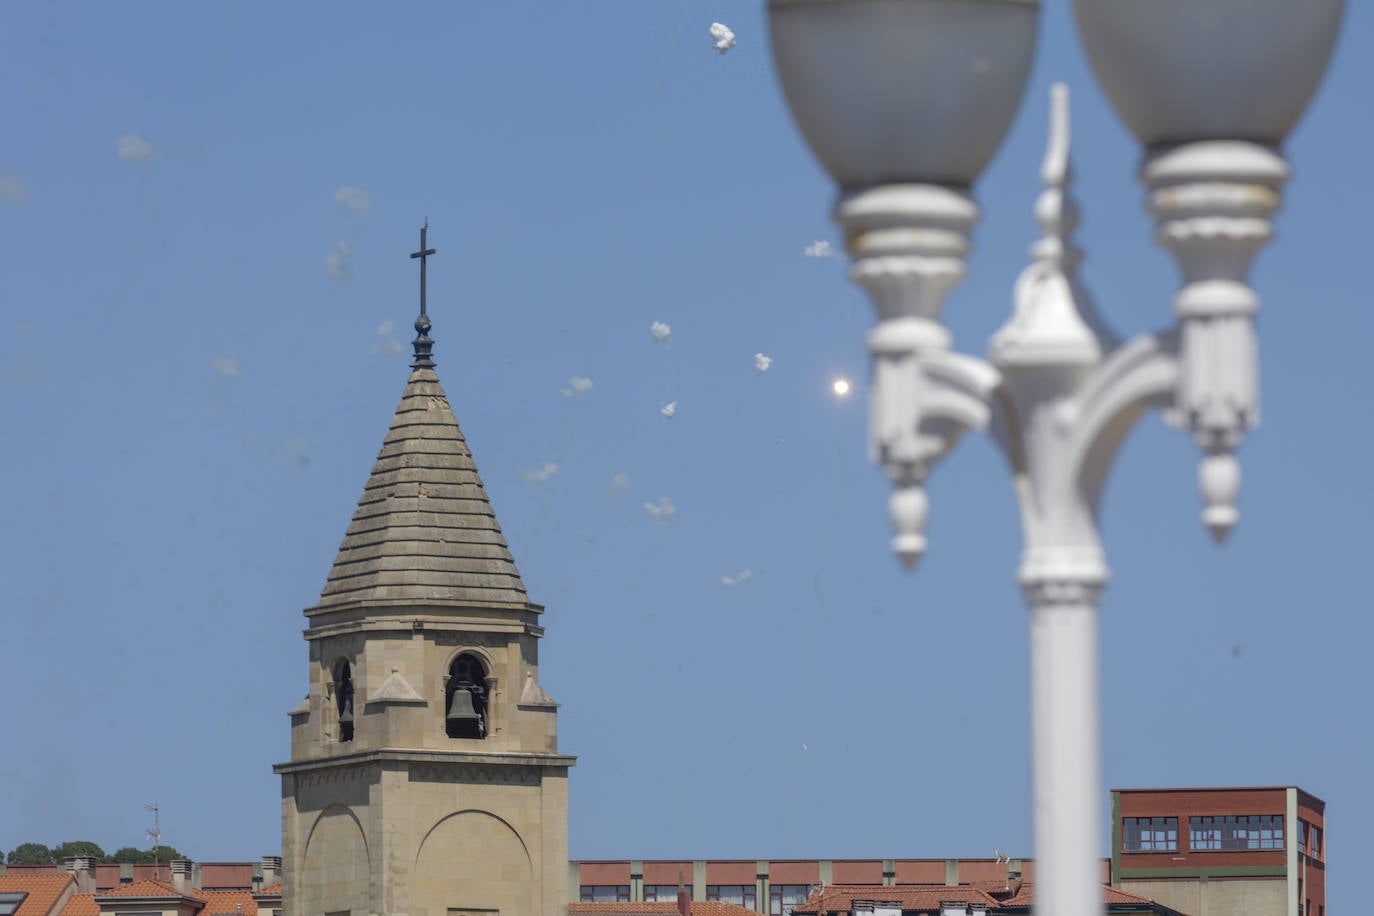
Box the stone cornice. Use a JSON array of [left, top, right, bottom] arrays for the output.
[[303, 615, 544, 641], [273, 747, 576, 775]]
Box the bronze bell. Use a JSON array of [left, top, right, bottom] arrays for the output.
[[446, 687, 480, 723], [338, 692, 354, 725]]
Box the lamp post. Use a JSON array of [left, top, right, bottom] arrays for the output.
[[766, 3, 1344, 916]]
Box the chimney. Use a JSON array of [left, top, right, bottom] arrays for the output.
[[677, 873, 691, 916], [170, 861, 193, 894], [64, 858, 97, 894], [260, 857, 281, 889]]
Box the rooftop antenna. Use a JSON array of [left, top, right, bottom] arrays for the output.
[[143, 803, 161, 878], [994, 850, 1010, 891]]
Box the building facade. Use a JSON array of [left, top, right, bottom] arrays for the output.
[[572, 786, 1326, 916], [1111, 787, 1325, 916]]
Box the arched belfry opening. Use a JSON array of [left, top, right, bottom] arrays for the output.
[[445, 653, 488, 739], [334, 660, 355, 743]]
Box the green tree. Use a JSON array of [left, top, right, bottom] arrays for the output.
[[104, 845, 188, 864], [51, 842, 106, 862], [7, 843, 54, 865]]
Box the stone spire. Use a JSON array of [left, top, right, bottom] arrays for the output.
[[313, 224, 529, 611], [313, 367, 530, 610]]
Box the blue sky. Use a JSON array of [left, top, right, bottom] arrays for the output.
[[1, 2, 1370, 910]]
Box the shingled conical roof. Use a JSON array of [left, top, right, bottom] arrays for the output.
[[314, 365, 530, 610]]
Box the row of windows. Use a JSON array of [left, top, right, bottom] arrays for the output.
[[1190, 815, 1284, 850], [1122, 815, 1287, 852], [331, 654, 490, 743], [579, 884, 811, 916]]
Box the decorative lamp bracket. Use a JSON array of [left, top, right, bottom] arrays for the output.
[[836, 184, 999, 569], [1144, 140, 1288, 541]]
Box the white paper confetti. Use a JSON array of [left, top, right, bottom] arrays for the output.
[[373, 320, 403, 358], [334, 186, 371, 217], [517, 462, 560, 483], [804, 240, 835, 258], [562, 376, 594, 399], [211, 357, 240, 378], [117, 133, 155, 161], [644, 496, 676, 522], [709, 22, 736, 54], [324, 241, 353, 283], [754, 353, 772, 375], [0, 173, 28, 204], [651, 321, 672, 344], [661, 401, 677, 420], [721, 569, 754, 587]]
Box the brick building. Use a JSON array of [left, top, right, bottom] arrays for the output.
[[1112, 787, 1324, 916]]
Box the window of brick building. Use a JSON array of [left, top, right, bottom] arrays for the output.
[[770, 886, 811, 916], [1189, 815, 1283, 850], [1122, 817, 1178, 852], [644, 887, 682, 903], [580, 887, 630, 903], [707, 886, 756, 910]]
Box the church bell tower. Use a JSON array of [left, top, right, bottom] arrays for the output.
[[275, 224, 574, 916]]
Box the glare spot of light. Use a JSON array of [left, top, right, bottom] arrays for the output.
[[831, 377, 852, 398]]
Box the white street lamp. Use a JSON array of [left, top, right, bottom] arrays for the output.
[[766, 3, 1344, 916]]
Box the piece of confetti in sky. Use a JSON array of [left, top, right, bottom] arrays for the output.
[[709, 22, 736, 54], [754, 353, 772, 375], [650, 321, 672, 345], [211, 357, 240, 379], [804, 240, 834, 258], [661, 401, 677, 420], [373, 321, 403, 358], [721, 569, 753, 587], [561, 376, 593, 399], [832, 377, 852, 398], [517, 462, 560, 483], [644, 497, 676, 522]]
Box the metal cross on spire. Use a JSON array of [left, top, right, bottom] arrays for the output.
[[409, 219, 437, 368]]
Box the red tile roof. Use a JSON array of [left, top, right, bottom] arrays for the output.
[[961, 882, 1020, 900], [793, 886, 1000, 915], [95, 880, 190, 900], [196, 891, 257, 916], [59, 896, 97, 916], [571, 904, 757, 916], [0, 874, 76, 916], [998, 884, 1161, 910]]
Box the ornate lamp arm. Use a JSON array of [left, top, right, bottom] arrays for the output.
[[836, 175, 1003, 569]]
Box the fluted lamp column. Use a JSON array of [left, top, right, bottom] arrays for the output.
[[766, 4, 1344, 916]]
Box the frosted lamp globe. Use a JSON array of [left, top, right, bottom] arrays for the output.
[[1072, 0, 1345, 145], [769, 0, 1040, 189]]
